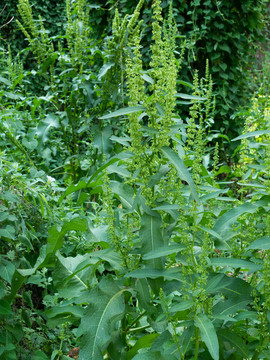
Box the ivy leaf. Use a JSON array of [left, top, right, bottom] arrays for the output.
[[194, 314, 219, 360], [78, 278, 127, 360]]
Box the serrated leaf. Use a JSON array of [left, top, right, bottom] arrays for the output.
[[232, 130, 270, 141], [161, 146, 199, 202], [194, 314, 219, 360], [99, 105, 145, 119], [78, 278, 127, 360]]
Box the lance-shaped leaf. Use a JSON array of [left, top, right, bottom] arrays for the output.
[[218, 329, 249, 358], [78, 278, 127, 360], [232, 130, 270, 141], [247, 236, 270, 250], [99, 105, 145, 119], [140, 213, 165, 268], [194, 314, 219, 360], [213, 202, 258, 236], [210, 258, 261, 273], [161, 146, 199, 202]]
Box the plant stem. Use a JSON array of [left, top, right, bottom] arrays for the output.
[[194, 327, 200, 360]]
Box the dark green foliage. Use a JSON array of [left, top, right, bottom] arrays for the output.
[[89, 0, 268, 137], [1, 0, 65, 53]]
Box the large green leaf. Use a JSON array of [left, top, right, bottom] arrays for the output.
[[232, 130, 270, 141], [99, 105, 145, 119], [142, 244, 185, 260], [175, 93, 206, 101], [247, 236, 270, 250], [213, 202, 258, 236], [194, 314, 219, 360], [110, 181, 134, 210], [45, 304, 84, 328], [210, 257, 261, 272], [213, 296, 250, 317], [161, 146, 199, 202], [46, 217, 87, 255], [36, 114, 59, 143], [218, 329, 249, 358], [125, 268, 183, 282], [127, 334, 159, 360], [140, 213, 165, 268], [92, 125, 113, 155], [53, 253, 97, 298], [78, 278, 127, 360]]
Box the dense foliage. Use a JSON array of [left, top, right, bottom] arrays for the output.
[[1, 0, 270, 359]]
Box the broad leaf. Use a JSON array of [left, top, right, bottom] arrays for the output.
[[140, 213, 165, 268], [194, 314, 219, 360], [92, 125, 113, 155], [78, 278, 127, 360], [161, 146, 199, 202], [53, 253, 97, 298]]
